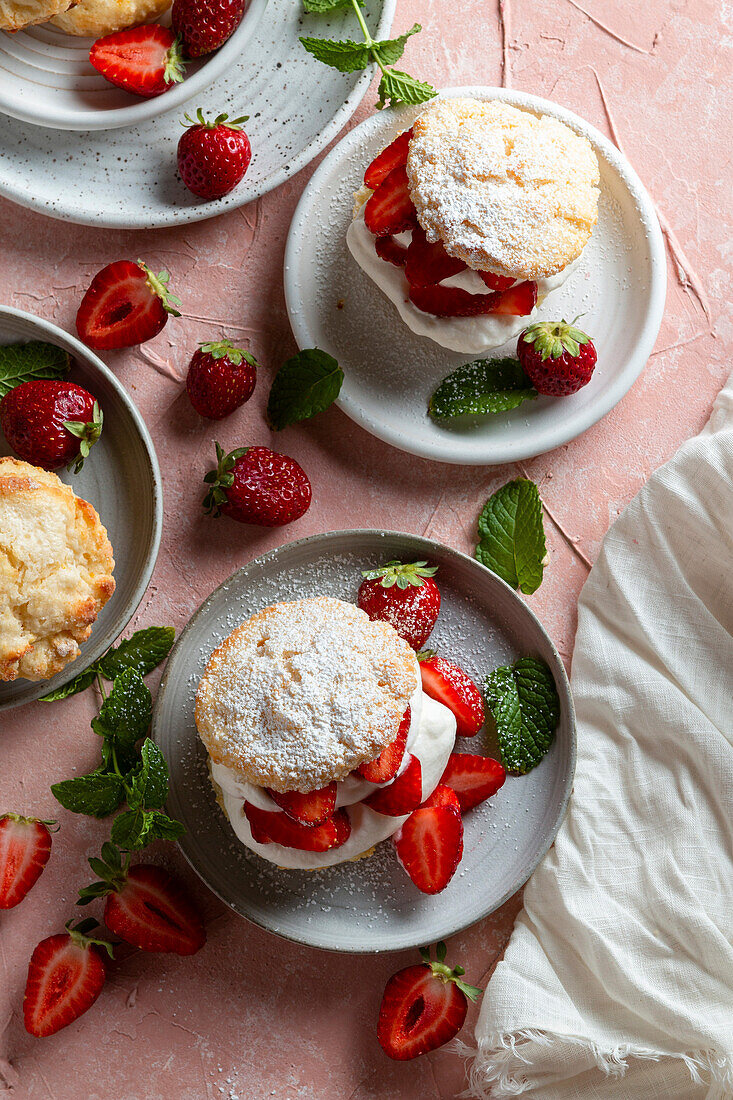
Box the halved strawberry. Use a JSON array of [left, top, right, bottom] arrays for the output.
[[491, 280, 538, 315], [421, 783, 461, 814], [364, 127, 413, 190], [0, 814, 55, 910], [405, 224, 466, 287], [440, 753, 506, 811], [364, 754, 422, 816], [409, 283, 501, 317], [244, 803, 351, 852], [267, 782, 337, 826], [377, 942, 481, 1060], [24, 919, 112, 1038], [76, 259, 181, 350], [357, 708, 410, 784], [364, 165, 417, 238], [393, 791, 463, 894], [375, 235, 408, 267], [418, 653, 485, 738], [90, 25, 185, 98], [478, 271, 516, 291], [94, 861, 206, 955]]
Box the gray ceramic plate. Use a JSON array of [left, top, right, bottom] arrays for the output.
[[0, 306, 162, 711], [153, 530, 575, 953]]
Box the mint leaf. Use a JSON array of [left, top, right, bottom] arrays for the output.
[[111, 807, 183, 849], [485, 657, 560, 773], [92, 668, 152, 771], [376, 68, 436, 109], [429, 358, 537, 421], [143, 812, 185, 843], [0, 341, 71, 399], [127, 739, 168, 810], [476, 479, 547, 595], [267, 349, 343, 430], [40, 666, 97, 702], [371, 23, 421, 66], [98, 627, 175, 681], [303, 0, 359, 9], [51, 773, 125, 817], [299, 35, 371, 71]]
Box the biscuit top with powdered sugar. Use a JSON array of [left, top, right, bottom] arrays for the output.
[[194, 597, 420, 793], [406, 97, 600, 281]]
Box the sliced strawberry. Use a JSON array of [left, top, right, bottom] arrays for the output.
[[491, 280, 538, 315], [409, 283, 501, 317], [23, 919, 111, 1038], [267, 782, 337, 826], [375, 235, 408, 267], [0, 814, 54, 910], [89, 25, 185, 98], [378, 942, 482, 1060], [364, 127, 413, 190], [405, 224, 466, 287], [357, 708, 410, 784], [393, 796, 463, 894], [478, 270, 516, 291], [421, 783, 461, 814], [440, 753, 506, 811], [244, 803, 351, 852], [364, 754, 423, 816], [418, 654, 485, 737], [364, 165, 417, 238], [76, 259, 181, 350], [103, 865, 206, 955]]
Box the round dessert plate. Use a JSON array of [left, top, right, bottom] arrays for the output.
[[152, 530, 575, 953], [0, 0, 395, 228], [284, 86, 667, 465], [0, 0, 268, 131], [0, 306, 162, 711]]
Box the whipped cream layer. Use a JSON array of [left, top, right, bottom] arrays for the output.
[[347, 207, 579, 355], [211, 690, 457, 869]]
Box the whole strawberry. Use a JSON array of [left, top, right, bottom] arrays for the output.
[[186, 339, 258, 419], [203, 443, 311, 526], [177, 109, 251, 200], [172, 0, 245, 57], [1, 380, 102, 472], [517, 319, 597, 396], [358, 561, 440, 649]]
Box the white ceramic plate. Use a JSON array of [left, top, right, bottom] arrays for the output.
[[0, 0, 268, 131], [0, 0, 394, 227], [152, 530, 575, 953], [284, 86, 667, 466], [0, 306, 162, 711]]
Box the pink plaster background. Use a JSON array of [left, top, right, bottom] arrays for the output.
[[1, 1, 730, 1096]]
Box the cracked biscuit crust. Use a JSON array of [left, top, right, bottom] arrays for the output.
[[51, 0, 170, 36], [0, 0, 73, 31], [0, 458, 115, 682], [406, 97, 600, 281]]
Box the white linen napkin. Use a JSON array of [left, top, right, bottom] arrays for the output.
[[466, 373, 733, 1100]]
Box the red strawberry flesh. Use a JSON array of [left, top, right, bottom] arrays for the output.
[[76, 260, 177, 349], [419, 655, 485, 738], [478, 270, 516, 291], [374, 235, 408, 267], [393, 797, 463, 894], [364, 127, 413, 190], [364, 164, 417, 238], [267, 783, 338, 826], [440, 753, 506, 811], [405, 224, 466, 287], [244, 803, 351, 852], [357, 707, 410, 783], [0, 814, 52, 909], [377, 957, 473, 1059], [103, 864, 206, 955], [364, 754, 422, 816], [23, 928, 106, 1038], [89, 26, 184, 98]]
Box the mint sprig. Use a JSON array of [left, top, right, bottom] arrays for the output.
[[476, 479, 547, 595], [485, 657, 560, 773], [267, 348, 343, 430], [300, 0, 436, 109], [0, 341, 71, 399], [429, 358, 537, 421], [40, 626, 175, 702]]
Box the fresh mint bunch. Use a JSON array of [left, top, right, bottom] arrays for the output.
[[476, 479, 547, 595], [485, 657, 560, 773], [0, 341, 71, 399], [300, 0, 436, 109], [429, 358, 537, 421], [40, 626, 175, 702], [267, 348, 344, 430]]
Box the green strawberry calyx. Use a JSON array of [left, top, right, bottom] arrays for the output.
[[199, 339, 259, 369], [183, 108, 250, 132], [418, 942, 482, 1002], [164, 35, 186, 85], [65, 917, 115, 959], [202, 441, 250, 517], [136, 261, 182, 318], [64, 400, 103, 474], [520, 319, 591, 362], [361, 560, 438, 590]]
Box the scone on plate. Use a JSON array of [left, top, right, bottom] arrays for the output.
[[195, 596, 457, 870], [0, 0, 73, 31], [347, 96, 600, 355], [50, 0, 169, 36], [0, 457, 115, 682]]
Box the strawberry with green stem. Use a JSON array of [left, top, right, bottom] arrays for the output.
[[517, 318, 597, 396], [0, 814, 57, 909], [24, 918, 113, 1037], [358, 560, 441, 649]]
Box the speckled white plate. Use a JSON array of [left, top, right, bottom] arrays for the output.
[[0, 306, 162, 711], [284, 86, 667, 465], [152, 530, 575, 953], [0, 0, 394, 227], [0, 0, 268, 131]]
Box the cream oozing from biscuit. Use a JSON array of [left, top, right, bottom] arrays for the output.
[[211, 687, 457, 870]]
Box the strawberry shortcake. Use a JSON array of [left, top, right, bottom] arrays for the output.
[[195, 597, 458, 873], [347, 97, 600, 355]]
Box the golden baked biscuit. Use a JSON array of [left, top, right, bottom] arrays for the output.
[[0, 0, 73, 31], [195, 597, 420, 793], [51, 0, 169, 36], [0, 458, 115, 682], [406, 97, 600, 281]]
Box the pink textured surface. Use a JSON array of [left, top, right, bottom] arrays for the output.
[[1, 0, 729, 1096]]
